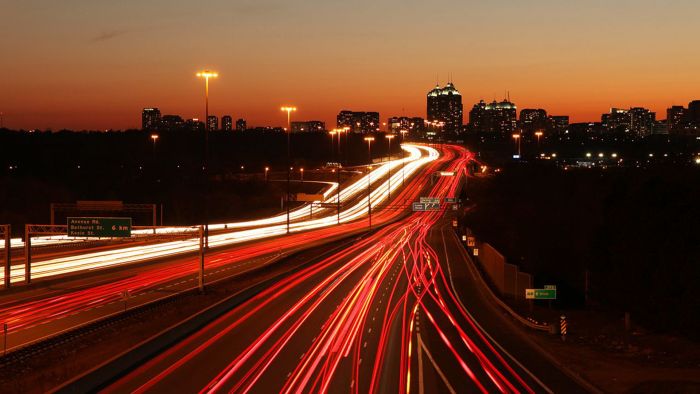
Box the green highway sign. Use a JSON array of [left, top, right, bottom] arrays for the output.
[[67, 217, 132, 238], [525, 288, 557, 300], [420, 197, 440, 204]]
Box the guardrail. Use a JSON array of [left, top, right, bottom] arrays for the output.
[[451, 229, 550, 332]]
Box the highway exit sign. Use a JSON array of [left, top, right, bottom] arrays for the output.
[[525, 288, 557, 300], [67, 217, 132, 238]]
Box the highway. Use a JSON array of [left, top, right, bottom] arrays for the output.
[[94, 144, 585, 393], [1, 144, 435, 284], [0, 144, 451, 354]]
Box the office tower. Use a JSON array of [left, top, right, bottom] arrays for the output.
[[426, 82, 463, 132], [235, 118, 247, 131], [221, 115, 233, 131], [207, 115, 218, 131], [520, 108, 548, 135], [142, 108, 161, 130]]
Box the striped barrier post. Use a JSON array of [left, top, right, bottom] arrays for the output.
[[560, 314, 567, 341]]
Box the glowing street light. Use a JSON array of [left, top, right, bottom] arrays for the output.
[[150, 134, 159, 160], [196, 70, 218, 255], [512, 133, 521, 157], [300, 167, 304, 183], [385, 134, 396, 201], [281, 106, 297, 234], [264, 166, 269, 182], [329, 129, 337, 159], [400, 129, 408, 186], [364, 136, 375, 229], [535, 130, 543, 147]]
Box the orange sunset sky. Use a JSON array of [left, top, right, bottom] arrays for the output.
[[2, 0, 699, 130]]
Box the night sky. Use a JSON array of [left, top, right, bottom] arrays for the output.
[[3, 0, 699, 130]]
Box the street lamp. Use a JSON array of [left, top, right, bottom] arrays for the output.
[[364, 136, 374, 229], [300, 167, 304, 183], [400, 129, 408, 186], [329, 129, 337, 160], [512, 133, 521, 158], [150, 134, 159, 161], [196, 70, 218, 251], [535, 130, 543, 147], [281, 106, 296, 234], [385, 134, 395, 201], [264, 166, 269, 182]]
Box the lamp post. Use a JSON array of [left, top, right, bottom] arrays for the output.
[[300, 167, 304, 183], [400, 129, 408, 186], [512, 133, 521, 158], [264, 166, 269, 182], [333, 128, 344, 225], [281, 106, 296, 234], [364, 136, 374, 229], [385, 134, 395, 201], [535, 130, 543, 150], [196, 70, 218, 249], [329, 129, 337, 160], [150, 134, 159, 162]]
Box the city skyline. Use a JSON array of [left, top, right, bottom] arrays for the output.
[[3, 0, 700, 130]]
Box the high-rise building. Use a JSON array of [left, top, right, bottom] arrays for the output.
[[602, 108, 630, 131], [467, 99, 517, 134], [161, 114, 184, 130], [688, 100, 700, 124], [207, 115, 218, 131], [468, 100, 488, 132], [337, 111, 380, 133], [519, 109, 548, 135], [628, 107, 655, 137], [426, 83, 463, 132], [667, 105, 687, 133], [236, 118, 247, 131], [221, 115, 233, 131], [142, 108, 161, 130], [602, 107, 655, 136], [291, 121, 325, 133]]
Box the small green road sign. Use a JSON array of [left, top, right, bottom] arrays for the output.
[[67, 217, 132, 238], [525, 288, 557, 300]]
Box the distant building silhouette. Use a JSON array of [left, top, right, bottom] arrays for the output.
[[161, 115, 184, 130], [520, 109, 547, 134], [427, 83, 463, 132], [291, 121, 325, 133], [337, 111, 380, 133], [387, 116, 425, 133], [221, 115, 233, 131], [468, 99, 517, 134], [235, 118, 247, 131], [665, 100, 700, 135], [142, 108, 161, 130], [602, 107, 655, 136], [207, 115, 218, 131], [547, 115, 569, 136], [185, 118, 204, 132], [667, 105, 687, 133], [688, 100, 700, 124]]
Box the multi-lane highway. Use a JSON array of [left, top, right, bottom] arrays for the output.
[[0, 144, 449, 353], [1, 144, 435, 284], [90, 145, 585, 393]]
